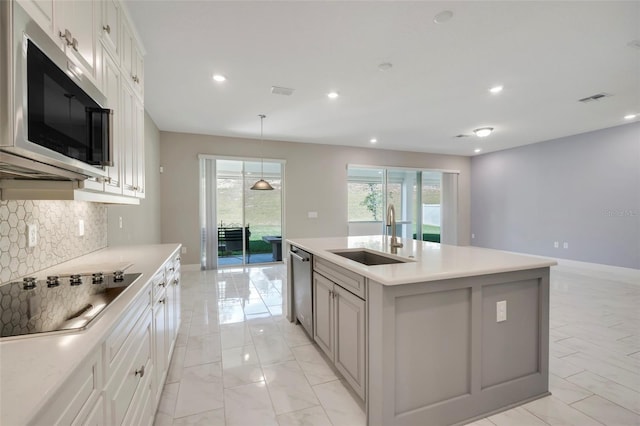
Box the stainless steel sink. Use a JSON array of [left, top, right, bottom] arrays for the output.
[[330, 249, 411, 266]]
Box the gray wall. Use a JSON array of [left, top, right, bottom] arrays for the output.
[[471, 122, 640, 269], [107, 112, 162, 246], [159, 132, 471, 265]]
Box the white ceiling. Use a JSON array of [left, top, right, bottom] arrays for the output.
[[124, 1, 640, 156]]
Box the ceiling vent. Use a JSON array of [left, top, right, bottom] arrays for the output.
[[271, 86, 295, 96], [628, 40, 640, 50], [578, 93, 612, 103]]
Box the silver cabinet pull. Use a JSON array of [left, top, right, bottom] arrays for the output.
[[135, 365, 145, 378], [71, 37, 78, 51], [103, 24, 111, 34]]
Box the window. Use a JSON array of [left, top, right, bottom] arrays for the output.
[[347, 166, 455, 244]]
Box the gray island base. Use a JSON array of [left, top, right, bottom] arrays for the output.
[[286, 236, 555, 426]]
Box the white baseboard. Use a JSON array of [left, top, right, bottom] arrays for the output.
[[555, 258, 640, 281]]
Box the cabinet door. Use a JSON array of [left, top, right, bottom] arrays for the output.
[[79, 396, 104, 426], [121, 81, 137, 197], [334, 285, 366, 400], [16, 0, 54, 36], [102, 49, 123, 194], [55, 0, 98, 80], [313, 273, 334, 361], [134, 97, 145, 198], [101, 0, 120, 59], [106, 311, 152, 426], [153, 296, 168, 405], [29, 349, 103, 425]]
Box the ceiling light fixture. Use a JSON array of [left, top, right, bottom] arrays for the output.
[[473, 127, 494, 138], [370, 138, 377, 144], [624, 113, 637, 120], [327, 91, 339, 99], [489, 85, 503, 94], [474, 148, 482, 153], [250, 114, 274, 191], [213, 74, 226, 82]]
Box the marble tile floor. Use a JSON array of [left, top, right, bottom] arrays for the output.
[[154, 261, 640, 426]]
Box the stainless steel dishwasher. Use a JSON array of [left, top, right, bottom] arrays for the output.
[[289, 246, 313, 337]]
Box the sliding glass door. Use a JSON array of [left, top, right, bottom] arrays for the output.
[[347, 165, 456, 244], [200, 157, 284, 269]]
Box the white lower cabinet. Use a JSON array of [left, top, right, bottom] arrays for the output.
[[105, 308, 153, 425], [28, 251, 181, 425], [313, 272, 366, 400], [152, 271, 168, 405], [28, 349, 103, 426]]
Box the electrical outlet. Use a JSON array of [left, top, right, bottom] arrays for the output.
[[554, 241, 559, 248], [471, 233, 475, 239], [27, 224, 38, 248], [563, 242, 569, 249], [308, 211, 318, 219], [181, 246, 187, 254], [78, 219, 85, 237], [496, 300, 507, 322]]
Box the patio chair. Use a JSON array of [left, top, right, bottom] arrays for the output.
[[218, 226, 251, 261]]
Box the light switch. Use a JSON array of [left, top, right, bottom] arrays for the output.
[[78, 219, 85, 237], [496, 300, 507, 322]]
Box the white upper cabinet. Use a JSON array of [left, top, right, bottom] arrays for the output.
[[100, 0, 120, 60], [54, 0, 99, 82], [10, 0, 146, 202], [121, 14, 144, 98], [15, 0, 54, 35], [103, 48, 123, 195]]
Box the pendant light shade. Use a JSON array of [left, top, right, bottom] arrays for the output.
[[251, 114, 274, 190], [250, 179, 273, 190]]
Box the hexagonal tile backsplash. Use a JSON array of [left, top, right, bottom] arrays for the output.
[[0, 200, 107, 284]]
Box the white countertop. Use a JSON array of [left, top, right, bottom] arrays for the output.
[[286, 236, 557, 285], [0, 244, 181, 426]]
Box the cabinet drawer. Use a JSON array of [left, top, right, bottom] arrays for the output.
[[29, 350, 102, 426], [106, 310, 152, 426], [152, 270, 167, 303], [104, 286, 151, 372], [314, 257, 366, 299]]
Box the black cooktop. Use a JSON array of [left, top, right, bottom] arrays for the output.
[[0, 272, 142, 339]]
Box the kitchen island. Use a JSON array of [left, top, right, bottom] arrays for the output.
[[286, 236, 557, 426]]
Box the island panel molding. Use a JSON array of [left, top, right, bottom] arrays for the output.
[[368, 267, 550, 425]]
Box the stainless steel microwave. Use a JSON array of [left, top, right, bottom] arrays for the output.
[[0, 1, 112, 180]]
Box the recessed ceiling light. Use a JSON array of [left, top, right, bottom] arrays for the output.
[[434, 10, 454, 24], [624, 113, 637, 120], [370, 138, 377, 144], [474, 148, 482, 153], [327, 91, 339, 99], [489, 85, 503, 94], [213, 74, 226, 82], [474, 127, 494, 137], [378, 62, 393, 71]]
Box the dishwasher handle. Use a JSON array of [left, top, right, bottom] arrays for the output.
[[289, 250, 310, 262]]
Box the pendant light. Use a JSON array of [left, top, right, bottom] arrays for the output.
[[250, 114, 274, 190]]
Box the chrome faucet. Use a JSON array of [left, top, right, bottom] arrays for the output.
[[386, 204, 403, 254]]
